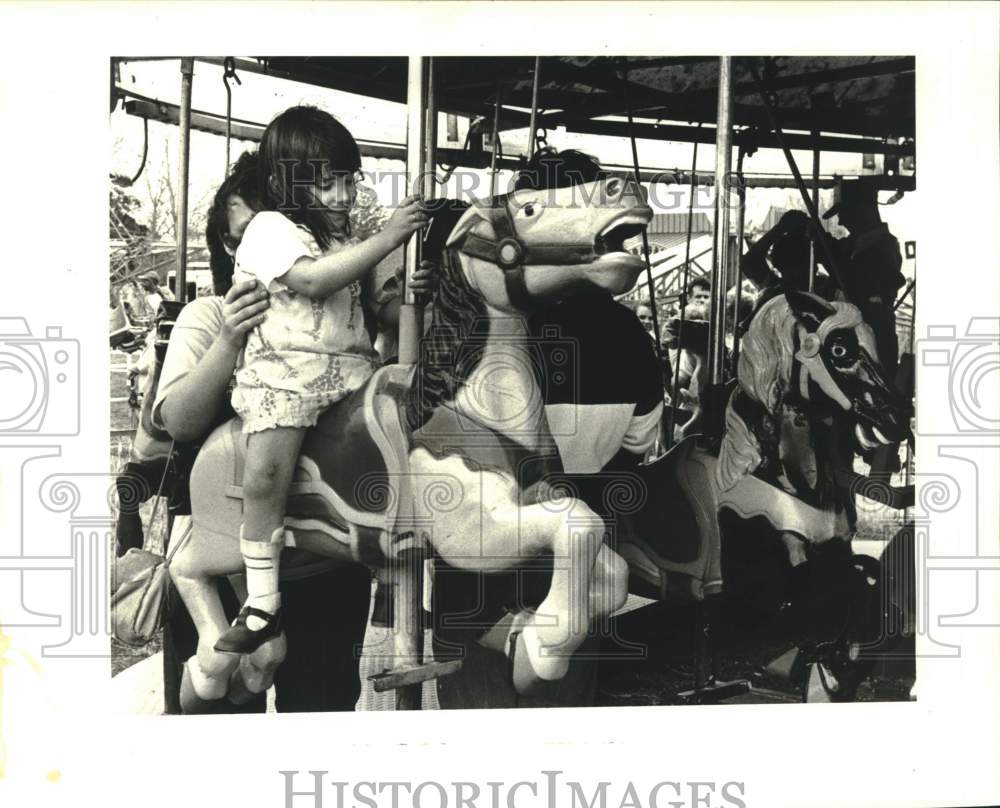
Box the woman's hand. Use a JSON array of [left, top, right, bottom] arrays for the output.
[[409, 259, 438, 301], [383, 195, 430, 247], [219, 279, 269, 350]]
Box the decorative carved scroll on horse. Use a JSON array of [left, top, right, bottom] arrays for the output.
[[169, 177, 654, 712]]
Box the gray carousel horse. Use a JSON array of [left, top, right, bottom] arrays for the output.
[[617, 288, 911, 701], [170, 177, 654, 711]]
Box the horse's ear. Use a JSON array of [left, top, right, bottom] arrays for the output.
[[786, 289, 834, 331], [445, 202, 495, 249]]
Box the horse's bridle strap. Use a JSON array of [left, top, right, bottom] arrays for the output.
[[458, 232, 596, 267]]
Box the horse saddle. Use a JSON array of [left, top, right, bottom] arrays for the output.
[[617, 436, 724, 602], [221, 364, 423, 565]]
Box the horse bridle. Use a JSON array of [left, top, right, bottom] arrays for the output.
[[453, 194, 599, 309], [785, 291, 910, 436]]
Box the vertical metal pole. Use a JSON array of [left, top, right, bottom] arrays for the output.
[[176, 58, 194, 304], [665, 132, 701, 448], [424, 58, 437, 188], [399, 56, 427, 366], [809, 131, 820, 291], [396, 57, 429, 711], [731, 147, 747, 369], [527, 56, 542, 157], [708, 57, 733, 388], [488, 81, 502, 199]]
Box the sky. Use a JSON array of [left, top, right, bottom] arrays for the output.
[[109, 57, 918, 265]]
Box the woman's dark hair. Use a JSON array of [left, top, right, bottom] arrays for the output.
[[206, 150, 262, 296], [259, 105, 361, 251], [514, 147, 605, 192]]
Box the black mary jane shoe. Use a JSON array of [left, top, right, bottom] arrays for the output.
[[213, 606, 283, 655]]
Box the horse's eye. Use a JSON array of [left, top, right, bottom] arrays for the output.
[[827, 331, 859, 367], [523, 204, 535, 217]]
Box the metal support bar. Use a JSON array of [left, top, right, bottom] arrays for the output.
[[707, 57, 733, 388], [389, 547, 426, 710], [488, 81, 503, 198], [731, 146, 747, 369], [175, 58, 194, 304], [518, 117, 914, 157], [809, 131, 820, 291], [119, 94, 914, 192], [527, 56, 541, 157], [425, 57, 437, 187], [666, 128, 701, 447], [399, 56, 428, 366], [622, 58, 667, 380]]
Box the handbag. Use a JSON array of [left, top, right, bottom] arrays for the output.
[[111, 435, 187, 647], [111, 520, 191, 647]]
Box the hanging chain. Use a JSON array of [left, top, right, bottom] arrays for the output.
[[223, 57, 241, 176]]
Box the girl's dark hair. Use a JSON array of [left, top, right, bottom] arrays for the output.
[[206, 150, 262, 296], [259, 105, 361, 251]]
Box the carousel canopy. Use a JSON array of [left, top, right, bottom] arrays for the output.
[[222, 56, 915, 145]]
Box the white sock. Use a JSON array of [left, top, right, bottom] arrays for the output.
[[240, 527, 284, 631]]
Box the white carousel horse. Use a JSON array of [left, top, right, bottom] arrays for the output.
[[169, 177, 654, 711]]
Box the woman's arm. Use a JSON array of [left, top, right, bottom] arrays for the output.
[[282, 196, 429, 299], [157, 281, 268, 442]]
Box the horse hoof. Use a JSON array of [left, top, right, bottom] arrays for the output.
[[227, 665, 259, 706], [180, 662, 229, 714]]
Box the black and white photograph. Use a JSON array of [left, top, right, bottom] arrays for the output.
[[0, 3, 998, 807], [107, 54, 919, 715]]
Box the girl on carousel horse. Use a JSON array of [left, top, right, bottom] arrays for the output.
[[214, 105, 431, 655]]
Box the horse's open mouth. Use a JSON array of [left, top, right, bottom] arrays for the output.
[[854, 421, 895, 452], [594, 212, 652, 257]]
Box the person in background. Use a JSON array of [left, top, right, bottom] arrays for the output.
[[741, 210, 835, 305], [636, 302, 655, 339], [687, 276, 711, 308], [816, 177, 905, 378]]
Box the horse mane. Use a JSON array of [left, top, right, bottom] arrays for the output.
[[736, 294, 799, 412], [405, 246, 489, 431], [716, 294, 797, 491]]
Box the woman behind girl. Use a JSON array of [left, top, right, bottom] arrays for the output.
[[215, 105, 428, 654]]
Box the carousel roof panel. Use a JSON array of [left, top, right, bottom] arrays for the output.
[[256, 56, 914, 140]]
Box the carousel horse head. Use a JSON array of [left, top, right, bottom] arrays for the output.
[[405, 179, 653, 432], [445, 176, 654, 312], [719, 290, 911, 489]]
